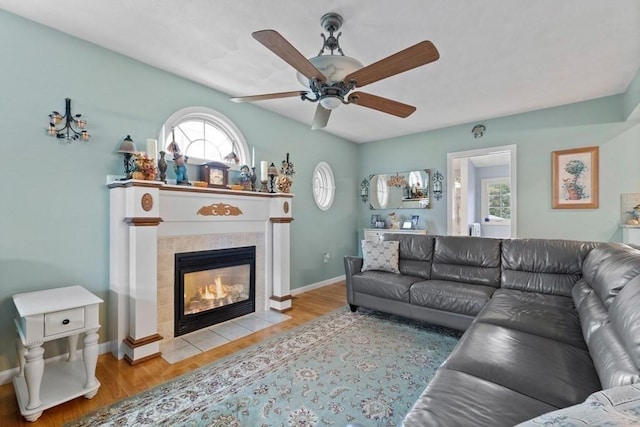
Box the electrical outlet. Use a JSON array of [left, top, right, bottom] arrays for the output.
[[323, 252, 330, 263]]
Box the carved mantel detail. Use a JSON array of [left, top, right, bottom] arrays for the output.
[[197, 203, 243, 216]]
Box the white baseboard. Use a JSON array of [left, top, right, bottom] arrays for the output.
[[0, 341, 112, 386], [291, 275, 345, 296]]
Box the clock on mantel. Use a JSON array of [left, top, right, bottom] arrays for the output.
[[200, 161, 230, 188]]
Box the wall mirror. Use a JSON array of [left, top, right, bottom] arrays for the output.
[[369, 169, 431, 209]]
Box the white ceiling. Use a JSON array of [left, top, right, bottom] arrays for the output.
[[2, 1, 639, 143]]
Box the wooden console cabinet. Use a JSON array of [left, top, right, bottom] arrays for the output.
[[12, 285, 103, 422]]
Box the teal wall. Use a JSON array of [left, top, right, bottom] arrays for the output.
[[358, 95, 640, 243], [1, 9, 639, 373], [0, 10, 358, 371]]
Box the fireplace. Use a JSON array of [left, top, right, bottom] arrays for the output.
[[174, 246, 256, 336]]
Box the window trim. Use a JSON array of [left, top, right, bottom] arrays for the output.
[[481, 177, 511, 224], [159, 106, 249, 165], [312, 162, 336, 211]]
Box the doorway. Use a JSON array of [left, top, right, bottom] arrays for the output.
[[447, 145, 517, 238]]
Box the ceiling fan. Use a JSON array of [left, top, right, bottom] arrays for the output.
[[230, 13, 440, 130]]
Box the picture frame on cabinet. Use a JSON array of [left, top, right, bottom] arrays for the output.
[[371, 214, 380, 227], [402, 221, 413, 229], [411, 215, 419, 229]]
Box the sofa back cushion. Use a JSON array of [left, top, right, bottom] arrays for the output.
[[501, 239, 595, 296], [609, 275, 640, 376], [583, 244, 640, 309], [576, 245, 640, 389], [430, 236, 501, 287], [383, 234, 435, 280]]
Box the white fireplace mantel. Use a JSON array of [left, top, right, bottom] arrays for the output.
[[108, 180, 293, 364]]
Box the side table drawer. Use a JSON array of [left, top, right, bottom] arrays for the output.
[[44, 307, 84, 336]]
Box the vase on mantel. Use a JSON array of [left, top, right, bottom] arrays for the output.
[[158, 151, 167, 183]]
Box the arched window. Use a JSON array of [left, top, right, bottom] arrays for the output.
[[312, 162, 336, 211], [159, 107, 249, 165]]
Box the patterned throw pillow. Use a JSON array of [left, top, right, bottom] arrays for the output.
[[361, 240, 400, 274]]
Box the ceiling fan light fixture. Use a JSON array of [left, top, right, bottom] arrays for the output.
[[319, 95, 343, 110], [296, 55, 363, 88]]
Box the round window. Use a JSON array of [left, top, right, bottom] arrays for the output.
[[312, 162, 335, 211]]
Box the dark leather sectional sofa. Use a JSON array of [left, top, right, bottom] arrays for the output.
[[343, 234, 640, 426]]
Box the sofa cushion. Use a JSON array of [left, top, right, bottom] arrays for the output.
[[402, 369, 558, 427], [410, 280, 495, 316], [609, 275, 640, 372], [476, 289, 586, 350], [573, 282, 609, 343], [361, 240, 400, 274], [442, 322, 601, 408], [431, 236, 502, 287], [351, 271, 421, 302], [588, 322, 640, 389], [383, 234, 435, 280], [590, 249, 640, 309], [501, 239, 595, 296]]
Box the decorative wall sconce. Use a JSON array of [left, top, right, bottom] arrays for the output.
[[432, 170, 444, 200], [267, 162, 279, 193], [360, 178, 369, 203], [471, 124, 486, 138], [117, 135, 137, 179], [48, 98, 90, 142], [281, 152, 296, 177]]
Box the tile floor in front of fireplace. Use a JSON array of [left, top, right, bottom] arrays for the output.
[[160, 310, 291, 364]]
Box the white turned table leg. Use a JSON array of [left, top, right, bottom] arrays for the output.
[[24, 344, 44, 410], [82, 330, 99, 390], [67, 334, 80, 361], [15, 337, 25, 377]]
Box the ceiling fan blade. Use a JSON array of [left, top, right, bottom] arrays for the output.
[[230, 91, 307, 103], [348, 92, 416, 118], [253, 30, 326, 83], [311, 104, 331, 130], [344, 41, 439, 88]]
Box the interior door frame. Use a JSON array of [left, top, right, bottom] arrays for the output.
[[446, 144, 517, 237]]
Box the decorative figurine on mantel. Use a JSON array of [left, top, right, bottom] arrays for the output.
[[174, 153, 190, 185]]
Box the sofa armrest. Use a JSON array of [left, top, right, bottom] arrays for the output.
[[344, 256, 363, 304]]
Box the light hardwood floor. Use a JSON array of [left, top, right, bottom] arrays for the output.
[[0, 282, 347, 426]]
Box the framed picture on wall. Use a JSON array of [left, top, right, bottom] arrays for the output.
[[552, 146, 599, 209]]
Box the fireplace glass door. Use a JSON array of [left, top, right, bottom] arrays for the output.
[[183, 264, 250, 315], [175, 246, 255, 336]]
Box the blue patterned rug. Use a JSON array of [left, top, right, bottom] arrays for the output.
[[69, 307, 461, 426]]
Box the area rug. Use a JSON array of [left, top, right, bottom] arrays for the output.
[[68, 307, 461, 427]]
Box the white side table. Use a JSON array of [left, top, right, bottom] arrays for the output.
[[12, 285, 103, 422]]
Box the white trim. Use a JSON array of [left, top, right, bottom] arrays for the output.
[[481, 177, 511, 224], [312, 162, 336, 211], [159, 106, 249, 165], [447, 144, 517, 237], [291, 275, 346, 295]]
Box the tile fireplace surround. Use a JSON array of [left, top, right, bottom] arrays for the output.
[[108, 180, 293, 364]]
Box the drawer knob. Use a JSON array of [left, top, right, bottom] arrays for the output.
[[62, 319, 70, 325]]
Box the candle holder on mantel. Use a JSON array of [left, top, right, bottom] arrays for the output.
[[250, 166, 257, 191], [157, 151, 168, 183], [268, 162, 279, 193], [260, 180, 269, 193]]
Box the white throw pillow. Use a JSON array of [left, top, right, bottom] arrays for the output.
[[361, 240, 400, 274]]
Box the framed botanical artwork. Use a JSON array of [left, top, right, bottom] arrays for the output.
[[552, 146, 599, 209]]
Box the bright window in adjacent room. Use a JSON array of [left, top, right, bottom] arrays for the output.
[[160, 106, 248, 164], [312, 162, 336, 211], [481, 177, 511, 223]]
